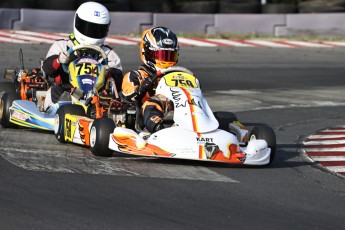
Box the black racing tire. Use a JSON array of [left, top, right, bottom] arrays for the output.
[[218, 0, 261, 14], [261, 3, 297, 14], [0, 82, 16, 93], [54, 104, 85, 143], [175, 1, 218, 13], [129, 0, 173, 13], [89, 118, 115, 157], [0, 0, 37, 8], [0, 92, 21, 128], [213, 111, 238, 131], [37, 0, 77, 10], [249, 125, 276, 165], [126, 114, 136, 130], [299, 0, 345, 13]]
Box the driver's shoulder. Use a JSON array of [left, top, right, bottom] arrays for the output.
[[100, 44, 113, 52]]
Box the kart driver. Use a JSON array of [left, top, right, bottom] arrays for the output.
[[122, 26, 180, 133], [42, 1, 123, 110]]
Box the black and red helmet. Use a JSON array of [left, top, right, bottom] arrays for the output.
[[140, 27, 179, 70]]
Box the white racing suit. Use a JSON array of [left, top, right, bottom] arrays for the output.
[[42, 34, 123, 110]]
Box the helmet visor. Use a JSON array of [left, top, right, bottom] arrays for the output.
[[75, 14, 109, 39], [148, 50, 178, 62]]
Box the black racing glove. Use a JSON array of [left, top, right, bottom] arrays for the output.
[[138, 77, 154, 96]]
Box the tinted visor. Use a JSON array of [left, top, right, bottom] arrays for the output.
[[148, 50, 178, 62], [75, 14, 109, 39]]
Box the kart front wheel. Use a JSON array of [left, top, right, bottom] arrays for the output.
[[0, 92, 20, 128], [90, 118, 115, 157], [54, 104, 85, 143], [213, 111, 238, 130], [249, 125, 276, 164]]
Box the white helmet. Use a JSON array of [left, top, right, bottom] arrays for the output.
[[74, 1, 110, 46]]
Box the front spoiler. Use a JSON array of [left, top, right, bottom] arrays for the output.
[[108, 127, 271, 166]]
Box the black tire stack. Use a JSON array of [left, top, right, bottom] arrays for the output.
[[0, 0, 37, 9], [174, 0, 218, 13], [129, 0, 174, 13], [218, 0, 261, 14], [262, 0, 298, 14], [298, 0, 345, 13]]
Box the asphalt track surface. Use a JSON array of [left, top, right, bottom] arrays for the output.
[[1, 44, 345, 230]]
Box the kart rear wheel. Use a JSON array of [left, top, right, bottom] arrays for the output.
[[90, 118, 115, 157], [54, 104, 85, 143], [0, 92, 21, 128], [249, 125, 276, 165]]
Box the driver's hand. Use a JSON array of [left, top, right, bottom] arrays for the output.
[[57, 51, 70, 64], [138, 77, 153, 94]]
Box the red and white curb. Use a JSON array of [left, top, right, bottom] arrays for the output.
[[303, 126, 345, 177], [0, 30, 344, 48]]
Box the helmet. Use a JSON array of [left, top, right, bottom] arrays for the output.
[[74, 1, 110, 46], [140, 27, 179, 70]]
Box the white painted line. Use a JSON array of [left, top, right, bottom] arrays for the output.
[[321, 41, 345, 47], [320, 129, 345, 133], [206, 39, 254, 47], [310, 156, 345, 161], [105, 37, 138, 45], [305, 147, 345, 152], [178, 37, 218, 47], [308, 135, 345, 139], [247, 40, 293, 48], [303, 140, 345, 145], [14, 30, 66, 40], [0, 146, 238, 182], [284, 41, 334, 48], [0, 36, 30, 43], [0, 31, 54, 43], [325, 166, 345, 173]]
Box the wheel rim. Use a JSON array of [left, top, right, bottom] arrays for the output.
[[90, 126, 97, 147], [54, 113, 60, 135]]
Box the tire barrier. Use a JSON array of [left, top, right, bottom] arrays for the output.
[[299, 0, 345, 13], [1, 0, 345, 14], [175, 0, 218, 13], [262, 3, 298, 14], [218, 0, 262, 14], [129, 0, 174, 13], [0, 0, 37, 9]]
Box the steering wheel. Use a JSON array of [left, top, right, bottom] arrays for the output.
[[62, 44, 108, 72]]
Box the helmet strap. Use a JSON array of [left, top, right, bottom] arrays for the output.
[[69, 33, 80, 46]]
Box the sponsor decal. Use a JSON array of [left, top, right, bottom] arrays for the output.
[[11, 111, 30, 121], [78, 119, 93, 145], [171, 75, 184, 80], [94, 11, 100, 17], [204, 142, 220, 159], [165, 72, 198, 89], [76, 58, 99, 65], [162, 38, 173, 45], [196, 137, 214, 144], [82, 78, 94, 85]]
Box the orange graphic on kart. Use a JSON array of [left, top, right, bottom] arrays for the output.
[[78, 119, 93, 146], [112, 133, 173, 157], [210, 144, 246, 164]]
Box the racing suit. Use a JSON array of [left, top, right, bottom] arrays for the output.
[[122, 65, 164, 133], [42, 34, 123, 110]]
